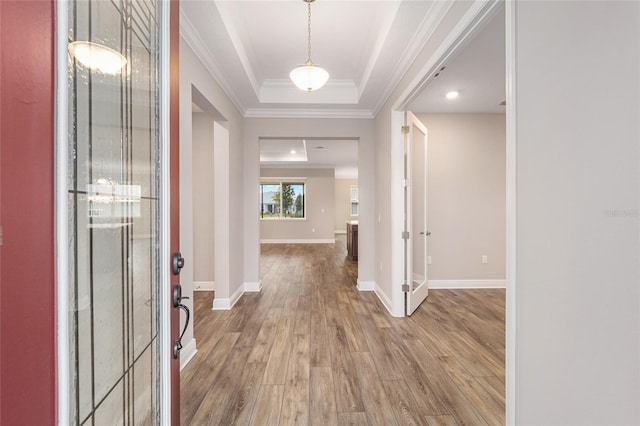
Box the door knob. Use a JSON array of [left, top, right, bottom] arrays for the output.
[[172, 284, 190, 359]]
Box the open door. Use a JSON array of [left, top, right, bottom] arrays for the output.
[[403, 112, 430, 316]]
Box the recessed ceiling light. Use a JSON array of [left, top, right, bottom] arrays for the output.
[[446, 91, 459, 99], [290, 149, 296, 154]]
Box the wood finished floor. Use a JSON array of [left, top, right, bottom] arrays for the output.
[[181, 237, 505, 425]]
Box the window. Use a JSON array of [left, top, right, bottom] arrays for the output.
[[260, 181, 305, 219], [350, 185, 359, 216]]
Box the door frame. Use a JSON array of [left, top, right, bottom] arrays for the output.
[[390, 0, 514, 423]]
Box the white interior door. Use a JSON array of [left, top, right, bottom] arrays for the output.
[[404, 111, 429, 316]]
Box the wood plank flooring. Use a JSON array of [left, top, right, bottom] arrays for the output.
[[181, 236, 505, 425]]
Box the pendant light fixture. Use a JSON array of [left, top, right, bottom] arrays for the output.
[[289, 0, 329, 92]]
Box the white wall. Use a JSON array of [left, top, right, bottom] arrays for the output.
[[243, 118, 375, 286], [179, 35, 245, 365], [260, 168, 335, 242], [513, 1, 639, 424], [192, 112, 215, 289], [417, 113, 506, 282], [335, 178, 358, 233]]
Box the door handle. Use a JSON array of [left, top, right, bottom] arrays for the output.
[[172, 284, 190, 359], [172, 251, 185, 275], [419, 231, 432, 236]]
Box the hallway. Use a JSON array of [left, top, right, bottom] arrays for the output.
[[181, 237, 505, 425]]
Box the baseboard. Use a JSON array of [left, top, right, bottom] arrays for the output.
[[244, 281, 262, 292], [357, 279, 375, 291], [212, 297, 230, 310], [193, 281, 215, 291], [260, 238, 335, 244], [212, 285, 244, 310], [373, 284, 397, 316], [179, 338, 197, 371], [334, 230, 346, 234], [428, 279, 506, 289]]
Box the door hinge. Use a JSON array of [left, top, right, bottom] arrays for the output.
[[401, 125, 410, 134], [402, 231, 409, 240], [0, 225, 3, 246], [402, 283, 410, 292], [402, 178, 408, 187]]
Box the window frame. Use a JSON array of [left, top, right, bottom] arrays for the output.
[[260, 178, 307, 220], [350, 184, 359, 217]]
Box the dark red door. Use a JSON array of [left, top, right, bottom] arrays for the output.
[[0, 1, 57, 424]]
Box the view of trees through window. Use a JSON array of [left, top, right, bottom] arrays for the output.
[[260, 182, 305, 219]]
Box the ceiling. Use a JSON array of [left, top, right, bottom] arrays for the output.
[[181, 0, 454, 117], [260, 138, 358, 178], [184, 1, 505, 176], [409, 7, 505, 113]]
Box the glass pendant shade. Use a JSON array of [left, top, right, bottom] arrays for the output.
[[69, 41, 127, 75], [290, 63, 330, 91]]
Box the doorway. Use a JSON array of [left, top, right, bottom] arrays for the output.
[[393, 0, 508, 418], [258, 137, 359, 275], [179, 86, 230, 362]]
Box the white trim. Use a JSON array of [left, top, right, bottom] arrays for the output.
[[55, 1, 70, 423], [179, 10, 246, 115], [390, 110, 405, 318], [193, 281, 215, 291], [260, 239, 335, 244], [179, 338, 198, 371], [212, 285, 244, 310], [428, 280, 506, 289], [244, 108, 374, 119], [213, 2, 261, 99], [334, 230, 347, 235], [244, 281, 262, 292], [374, 283, 403, 318], [212, 298, 231, 310], [505, 0, 517, 423], [260, 177, 308, 182], [357, 280, 375, 291], [159, 0, 172, 422], [373, 0, 454, 116]]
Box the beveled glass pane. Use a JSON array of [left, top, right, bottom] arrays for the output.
[[67, 0, 161, 423]]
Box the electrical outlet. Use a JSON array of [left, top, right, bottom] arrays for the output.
[[379, 261, 383, 272], [482, 255, 488, 264], [427, 256, 432, 265], [312, 227, 315, 233]]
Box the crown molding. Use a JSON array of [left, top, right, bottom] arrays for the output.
[[214, 2, 261, 98], [179, 8, 247, 115], [260, 79, 359, 104], [357, 1, 402, 95], [244, 108, 374, 119], [372, 0, 454, 116]]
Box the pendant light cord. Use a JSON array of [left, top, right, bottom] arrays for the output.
[[307, 0, 312, 64]]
